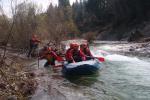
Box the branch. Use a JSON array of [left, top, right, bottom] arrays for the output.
[[0, 0, 16, 62]]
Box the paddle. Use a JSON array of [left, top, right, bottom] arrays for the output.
[[56, 56, 65, 62], [86, 56, 105, 62], [95, 57, 105, 62], [37, 47, 40, 69]]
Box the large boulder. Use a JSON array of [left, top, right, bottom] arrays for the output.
[[128, 29, 144, 42]]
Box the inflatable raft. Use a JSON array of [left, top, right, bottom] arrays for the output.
[[62, 59, 102, 76]]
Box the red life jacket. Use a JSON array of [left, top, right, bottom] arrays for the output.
[[65, 48, 72, 61], [31, 37, 40, 46], [72, 50, 81, 60], [41, 51, 58, 61], [70, 49, 86, 62]]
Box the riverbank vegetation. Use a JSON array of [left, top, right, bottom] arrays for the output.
[[0, 52, 37, 99], [0, 0, 150, 49]]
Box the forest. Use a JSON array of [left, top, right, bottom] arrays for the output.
[[0, 0, 150, 49]]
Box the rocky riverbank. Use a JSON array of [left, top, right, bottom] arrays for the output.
[[95, 41, 150, 57], [0, 49, 37, 100]]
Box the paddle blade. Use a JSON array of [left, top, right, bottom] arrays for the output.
[[56, 56, 64, 62], [97, 57, 105, 62]]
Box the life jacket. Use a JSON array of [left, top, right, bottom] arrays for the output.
[[72, 50, 82, 62], [30, 37, 40, 47], [46, 54, 55, 63], [65, 48, 72, 60], [42, 51, 57, 62]]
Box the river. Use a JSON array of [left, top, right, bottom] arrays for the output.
[[32, 41, 150, 100], [90, 42, 150, 100]]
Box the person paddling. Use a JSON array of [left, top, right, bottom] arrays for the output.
[[80, 43, 93, 60], [27, 34, 41, 58], [67, 44, 86, 63], [40, 47, 60, 67], [65, 43, 75, 62]]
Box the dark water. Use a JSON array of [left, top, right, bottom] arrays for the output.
[[32, 42, 150, 100]]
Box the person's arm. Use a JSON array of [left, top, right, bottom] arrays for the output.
[[79, 51, 86, 61], [87, 48, 93, 57], [50, 51, 63, 61], [68, 50, 75, 63], [32, 37, 41, 43], [35, 38, 41, 43], [51, 51, 58, 59]]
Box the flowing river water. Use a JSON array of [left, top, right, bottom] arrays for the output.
[[90, 43, 150, 100], [32, 41, 150, 100]]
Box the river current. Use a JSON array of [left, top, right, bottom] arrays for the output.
[[32, 41, 150, 100], [89, 43, 150, 100]]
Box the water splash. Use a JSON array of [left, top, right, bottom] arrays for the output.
[[92, 43, 150, 100], [105, 54, 140, 62]]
